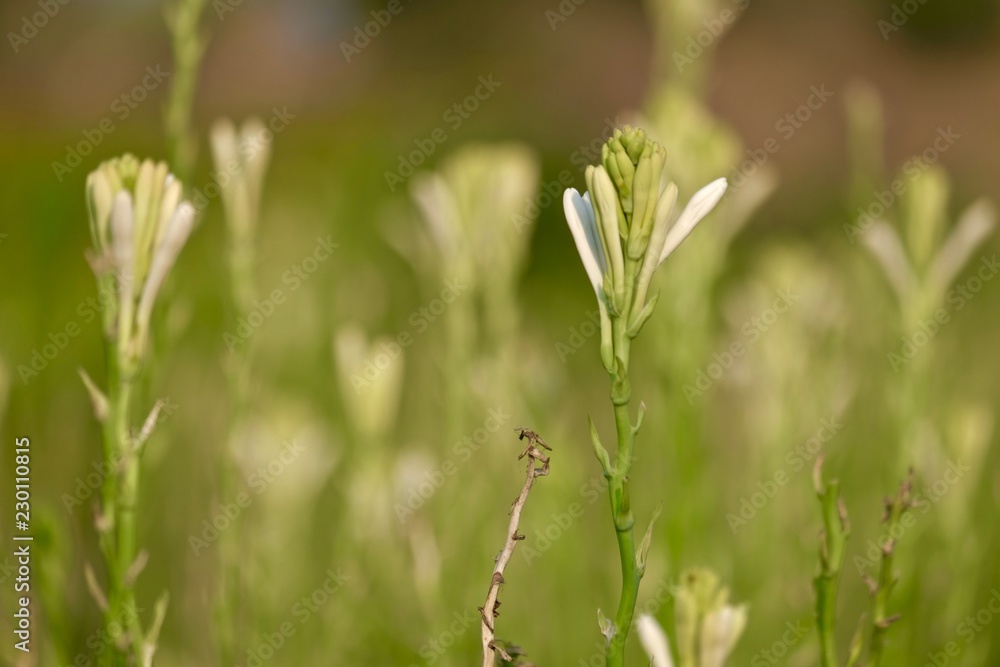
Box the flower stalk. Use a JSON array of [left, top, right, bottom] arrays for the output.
[[82, 155, 195, 666], [164, 0, 209, 183], [210, 117, 272, 665], [563, 126, 727, 665]]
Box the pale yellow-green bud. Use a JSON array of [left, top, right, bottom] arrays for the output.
[[603, 137, 635, 215], [590, 165, 626, 309]]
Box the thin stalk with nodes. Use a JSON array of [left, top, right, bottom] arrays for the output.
[[562, 126, 728, 666], [81, 155, 196, 666]]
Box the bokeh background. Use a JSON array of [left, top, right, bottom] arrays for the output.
[[1, 0, 999, 665]]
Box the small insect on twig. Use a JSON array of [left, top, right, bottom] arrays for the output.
[[480, 427, 551, 667], [515, 426, 551, 451]]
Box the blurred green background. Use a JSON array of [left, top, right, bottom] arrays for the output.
[[1, 0, 999, 665]]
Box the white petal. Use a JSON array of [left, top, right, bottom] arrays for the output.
[[658, 178, 728, 266], [636, 614, 674, 667], [563, 188, 605, 296], [136, 202, 196, 332], [928, 198, 996, 293], [863, 221, 916, 301]]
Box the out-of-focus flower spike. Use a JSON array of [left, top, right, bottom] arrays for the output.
[[699, 604, 748, 667]]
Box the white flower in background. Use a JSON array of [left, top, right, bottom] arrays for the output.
[[404, 143, 540, 286], [333, 325, 405, 443], [86, 155, 196, 366], [674, 568, 748, 667], [699, 602, 748, 667], [862, 166, 996, 314], [636, 614, 675, 667], [210, 117, 271, 246]]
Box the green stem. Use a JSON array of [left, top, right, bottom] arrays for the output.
[[606, 314, 641, 667], [867, 492, 906, 667], [100, 364, 137, 667], [165, 0, 208, 184], [216, 233, 257, 665], [814, 473, 848, 667]]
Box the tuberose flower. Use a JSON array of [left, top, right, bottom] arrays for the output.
[[86, 155, 196, 366], [563, 128, 727, 307], [562, 126, 727, 366]]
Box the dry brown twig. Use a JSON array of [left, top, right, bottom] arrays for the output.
[[479, 428, 551, 667]]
